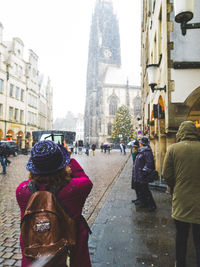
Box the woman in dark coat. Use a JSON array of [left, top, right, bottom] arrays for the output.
[[132, 137, 157, 211]]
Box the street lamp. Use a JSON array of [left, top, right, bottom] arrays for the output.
[[146, 55, 165, 182], [146, 54, 166, 93], [174, 0, 200, 36]]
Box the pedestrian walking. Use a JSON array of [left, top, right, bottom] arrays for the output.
[[107, 144, 111, 154], [91, 143, 96, 156], [130, 140, 139, 163], [85, 142, 90, 156], [104, 144, 107, 153], [122, 142, 126, 155], [4, 144, 11, 166], [16, 140, 93, 267], [119, 142, 123, 155], [0, 143, 7, 174], [162, 121, 200, 267], [132, 137, 157, 211], [100, 143, 104, 152]]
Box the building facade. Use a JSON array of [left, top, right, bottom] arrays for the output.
[[141, 0, 200, 173], [0, 23, 53, 148], [85, 0, 141, 145]]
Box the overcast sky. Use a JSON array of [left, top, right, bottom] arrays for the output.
[[1, 0, 141, 120]]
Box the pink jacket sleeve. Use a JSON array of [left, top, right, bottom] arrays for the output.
[[68, 158, 88, 178]]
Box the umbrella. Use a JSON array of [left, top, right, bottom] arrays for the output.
[[127, 141, 134, 146]]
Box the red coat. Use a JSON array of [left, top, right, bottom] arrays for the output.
[[16, 158, 93, 267]]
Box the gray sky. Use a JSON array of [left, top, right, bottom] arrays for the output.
[[1, 0, 141, 120]]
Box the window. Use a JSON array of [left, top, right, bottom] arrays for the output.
[[0, 103, 3, 118], [14, 108, 19, 121], [14, 63, 18, 75], [109, 96, 118, 115], [15, 87, 19, 99], [107, 122, 112, 135], [21, 89, 24, 101], [20, 110, 24, 122], [28, 111, 37, 125], [9, 84, 14, 97], [28, 93, 37, 108], [0, 79, 3, 93], [9, 107, 14, 120], [19, 66, 23, 77]]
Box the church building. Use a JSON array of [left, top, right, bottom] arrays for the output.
[[84, 0, 141, 145]]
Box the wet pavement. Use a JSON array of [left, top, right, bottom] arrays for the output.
[[89, 157, 196, 267], [0, 149, 129, 266]]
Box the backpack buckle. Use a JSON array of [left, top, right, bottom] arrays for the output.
[[36, 221, 51, 232]]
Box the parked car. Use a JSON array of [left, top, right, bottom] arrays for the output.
[[0, 141, 18, 156]]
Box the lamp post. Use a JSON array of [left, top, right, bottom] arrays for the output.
[[146, 55, 166, 93], [174, 0, 200, 36]]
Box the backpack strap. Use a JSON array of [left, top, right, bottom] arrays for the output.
[[81, 215, 92, 234], [52, 186, 92, 234], [28, 181, 38, 195]]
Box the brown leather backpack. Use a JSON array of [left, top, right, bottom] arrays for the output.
[[21, 182, 76, 267]]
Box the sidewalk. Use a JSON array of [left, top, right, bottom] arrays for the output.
[[89, 157, 196, 267]]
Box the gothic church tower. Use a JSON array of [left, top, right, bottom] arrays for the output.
[[84, 0, 121, 144]]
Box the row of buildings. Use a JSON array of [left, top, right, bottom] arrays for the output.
[[0, 23, 53, 149], [141, 0, 200, 172]]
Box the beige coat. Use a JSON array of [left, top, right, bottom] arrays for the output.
[[163, 121, 200, 224]]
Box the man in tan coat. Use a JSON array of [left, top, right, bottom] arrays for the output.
[[163, 121, 200, 267]]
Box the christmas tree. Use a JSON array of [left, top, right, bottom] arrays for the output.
[[111, 105, 135, 144]]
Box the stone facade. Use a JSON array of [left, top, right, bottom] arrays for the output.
[[141, 0, 200, 174], [85, 0, 141, 145], [0, 23, 53, 148]]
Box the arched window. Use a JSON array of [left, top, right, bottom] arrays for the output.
[[107, 122, 112, 135], [109, 97, 118, 115]]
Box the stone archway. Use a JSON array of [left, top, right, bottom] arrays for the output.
[[158, 96, 165, 134], [152, 96, 166, 176], [187, 97, 200, 135], [6, 130, 14, 141], [0, 129, 3, 140], [185, 86, 200, 135], [25, 132, 31, 148], [17, 131, 24, 149]]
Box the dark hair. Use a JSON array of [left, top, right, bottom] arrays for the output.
[[29, 165, 72, 191]]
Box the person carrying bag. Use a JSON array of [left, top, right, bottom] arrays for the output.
[[16, 140, 93, 267]]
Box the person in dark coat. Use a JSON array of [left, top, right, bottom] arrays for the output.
[[100, 143, 104, 152], [132, 137, 157, 211], [163, 121, 200, 267], [4, 144, 11, 166], [0, 143, 7, 174], [131, 140, 140, 203]]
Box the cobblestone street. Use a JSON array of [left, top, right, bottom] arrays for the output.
[[0, 149, 129, 266]]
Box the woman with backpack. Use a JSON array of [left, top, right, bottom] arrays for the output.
[[16, 140, 93, 267]]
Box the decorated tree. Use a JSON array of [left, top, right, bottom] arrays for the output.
[[111, 105, 135, 144]]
